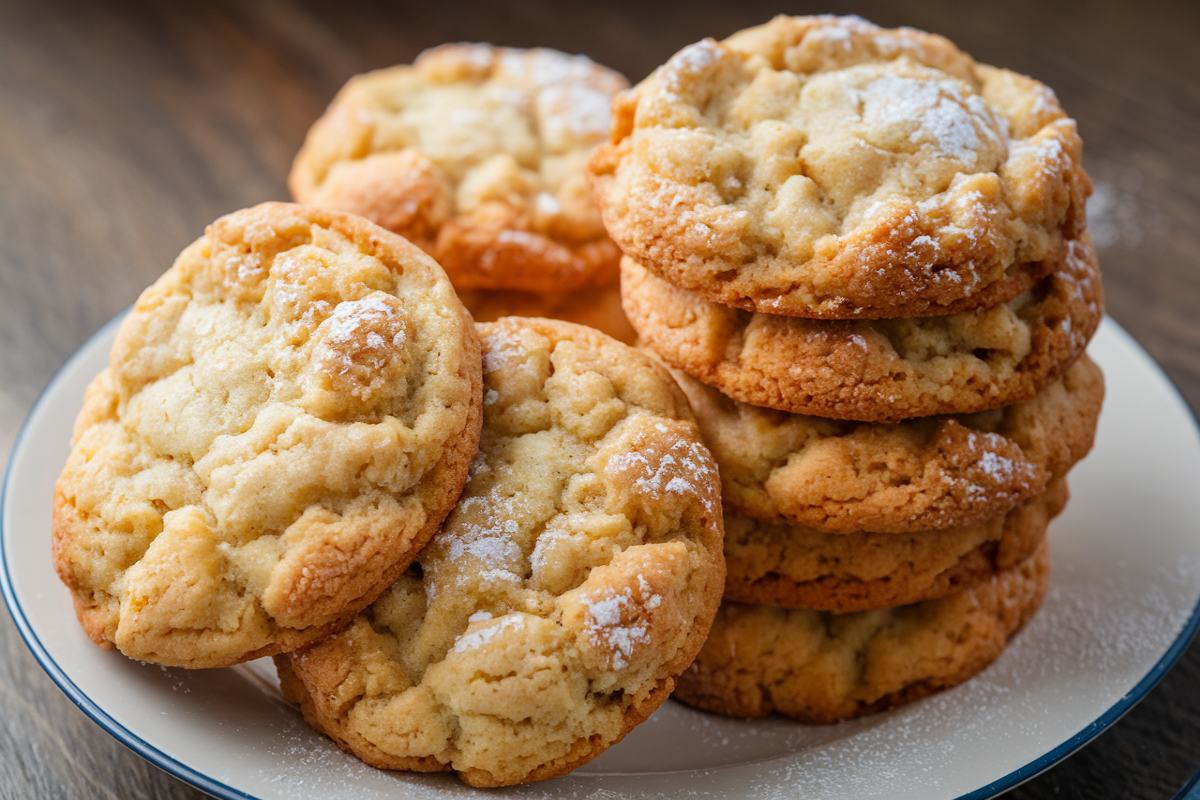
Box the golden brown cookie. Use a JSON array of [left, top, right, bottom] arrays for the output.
[[675, 355, 1102, 532], [52, 202, 483, 669], [724, 476, 1064, 611], [457, 281, 636, 345], [290, 44, 628, 294], [623, 235, 1102, 421], [276, 318, 724, 787], [673, 538, 1049, 722], [589, 15, 1090, 318]]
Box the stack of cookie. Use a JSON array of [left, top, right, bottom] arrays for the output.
[[588, 14, 1105, 721], [289, 43, 637, 343]]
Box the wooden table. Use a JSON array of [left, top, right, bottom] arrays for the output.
[[2, 1, 1198, 797]]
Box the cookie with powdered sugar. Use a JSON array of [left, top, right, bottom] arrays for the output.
[[589, 15, 1090, 319], [622, 235, 1102, 421], [52, 203, 483, 669], [674, 355, 1102, 532], [276, 318, 724, 787], [290, 44, 627, 294], [674, 539, 1050, 722], [724, 476, 1064, 611]]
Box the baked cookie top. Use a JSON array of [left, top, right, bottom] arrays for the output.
[[623, 234, 1103, 420], [675, 354, 1102, 532], [290, 44, 628, 294], [277, 318, 724, 787], [589, 15, 1090, 318], [52, 202, 483, 669], [723, 476, 1064, 611], [674, 538, 1049, 722]]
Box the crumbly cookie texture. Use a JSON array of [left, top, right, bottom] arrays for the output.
[[674, 539, 1049, 722], [623, 235, 1102, 421], [277, 318, 725, 787], [52, 202, 483, 669], [457, 281, 636, 345], [589, 15, 1090, 318], [724, 476, 1064, 611], [290, 44, 628, 294], [675, 355, 1102, 532]]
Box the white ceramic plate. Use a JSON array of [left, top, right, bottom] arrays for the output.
[[4, 315, 1200, 800]]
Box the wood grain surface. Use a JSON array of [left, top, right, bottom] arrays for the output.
[[1, 0, 1198, 797]]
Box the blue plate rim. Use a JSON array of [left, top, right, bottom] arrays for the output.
[[3, 313, 1199, 800]]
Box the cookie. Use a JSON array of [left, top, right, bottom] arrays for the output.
[[457, 281, 636, 344], [589, 15, 1090, 318], [673, 538, 1049, 722], [52, 202, 483, 669], [623, 235, 1102, 421], [724, 476, 1064, 611], [290, 44, 628, 294], [674, 354, 1102, 532], [276, 318, 724, 787]]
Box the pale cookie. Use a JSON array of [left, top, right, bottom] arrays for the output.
[[724, 476, 1064, 611], [673, 539, 1049, 722], [589, 14, 1090, 318], [276, 318, 724, 787], [52, 202, 483, 669], [675, 355, 1102, 532], [623, 235, 1102, 421], [291, 44, 628, 294], [457, 281, 636, 345]]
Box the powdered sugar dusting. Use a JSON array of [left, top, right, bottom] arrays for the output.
[[529, 527, 570, 576], [637, 574, 663, 610], [802, 16, 926, 59], [672, 39, 722, 75], [425, 516, 524, 602], [504, 48, 598, 88], [451, 614, 526, 653], [582, 585, 652, 670], [482, 327, 526, 374], [558, 81, 616, 136], [496, 48, 618, 142], [657, 39, 724, 103], [227, 253, 264, 284], [853, 75, 993, 163], [1029, 83, 1060, 118], [309, 293, 410, 387], [1087, 175, 1167, 251], [329, 295, 403, 343], [445, 528, 522, 568], [272, 252, 334, 329], [975, 450, 1015, 482], [535, 191, 561, 215], [941, 429, 1035, 502], [605, 435, 720, 516], [806, 19, 858, 50], [1008, 134, 1066, 183]]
